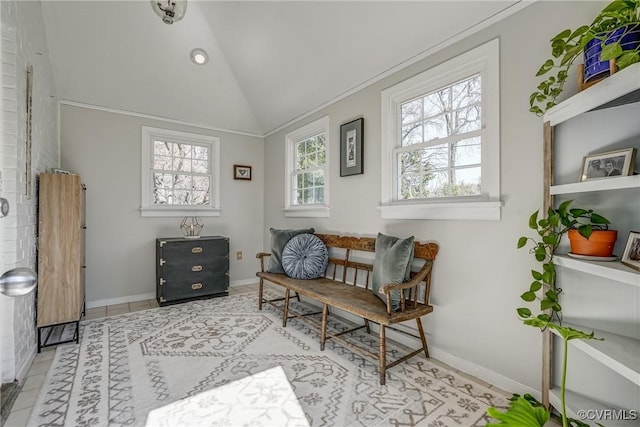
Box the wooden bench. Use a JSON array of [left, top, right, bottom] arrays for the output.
[[256, 233, 439, 385]]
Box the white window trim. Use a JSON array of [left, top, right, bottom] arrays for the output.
[[140, 126, 221, 217], [380, 38, 502, 221], [283, 116, 330, 218]]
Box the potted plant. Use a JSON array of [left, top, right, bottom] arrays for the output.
[[530, 0, 640, 116], [559, 203, 618, 257], [487, 200, 609, 427]]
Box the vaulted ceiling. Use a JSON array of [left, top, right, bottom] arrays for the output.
[[41, 1, 525, 136]]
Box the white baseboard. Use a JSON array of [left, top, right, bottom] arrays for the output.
[[230, 278, 259, 287], [294, 297, 538, 399], [15, 347, 36, 384], [86, 292, 155, 309]]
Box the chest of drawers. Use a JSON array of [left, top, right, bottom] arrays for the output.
[[156, 236, 229, 305]]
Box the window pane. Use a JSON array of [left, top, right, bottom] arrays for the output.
[[314, 187, 325, 204], [193, 145, 208, 159], [423, 115, 449, 141], [401, 98, 422, 125], [423, 89, 450, 118], [454, 137, 481, 166], [400, 173, 430, 200], [452, 75, 481, 109], [422, 143, 449, 169], [192, 160, 208, 173], [192, 176, 210, 191], [313, 171, 324, 186], [401, 123, 423, 146], [174, 175, 192, 189], [153, 188, 171, 204], [154, 140, 171, 156], [308, 152, 317, 166], [173, 158, 192, 172], [153, 156, 172, 171], [452, 167, 481, 196], [173, 190, 189, 204], [154, 173, 172, 189], [454, 105, 481, 134], [191, 190, 209, 205], [424, 170, 449, 197]]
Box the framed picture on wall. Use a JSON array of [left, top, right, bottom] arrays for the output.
[[234, 165, 252, 180], [340, 118, 364, 176]]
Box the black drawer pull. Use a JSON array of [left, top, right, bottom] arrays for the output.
[[191, 265, 203, 272], [192, 247, 203, 254], [191, 283, 203, 290]]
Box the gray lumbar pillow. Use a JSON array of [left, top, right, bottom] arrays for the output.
[[282, 234, 328, 279], [266, 227, 316, 274], [371, 233, 414, 311]]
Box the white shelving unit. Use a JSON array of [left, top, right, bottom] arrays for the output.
[[541, 62, 640, 422]]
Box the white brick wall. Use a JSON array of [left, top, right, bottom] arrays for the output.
[[1, 0, 59, 382]]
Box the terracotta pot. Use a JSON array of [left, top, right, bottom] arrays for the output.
[[568, 229, 618, 257]]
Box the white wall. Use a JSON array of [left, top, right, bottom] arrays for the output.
[[0, 0, 59, 382], [60, 105, 264, 307], [262, 1, 607, 394]]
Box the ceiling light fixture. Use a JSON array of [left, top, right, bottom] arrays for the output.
[[190, 48, 208, 65], [151, 0, 187, 25]]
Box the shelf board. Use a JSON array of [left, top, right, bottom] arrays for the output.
[[554, 254, 640, 286], [550, 175, 640, 195], [549, 388, 637, 427], [550, 322, 640, 385], [544, 62, 640, 126]]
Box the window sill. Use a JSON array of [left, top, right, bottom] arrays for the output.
[[140, 207, 221, 218], [282, 206, 330, 218], [378, 201, 502, 220]]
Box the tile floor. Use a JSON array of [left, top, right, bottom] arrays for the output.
[[3, 283, 509, 426]]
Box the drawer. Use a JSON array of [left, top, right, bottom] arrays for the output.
[[159, 239, 228, 261], [159, 275, 229, 302], [161, 257, 228, 278]]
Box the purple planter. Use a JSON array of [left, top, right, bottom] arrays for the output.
[[583, 24, 640, 83]]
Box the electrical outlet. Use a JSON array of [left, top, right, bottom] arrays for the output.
[[236, 251, 243, 260]]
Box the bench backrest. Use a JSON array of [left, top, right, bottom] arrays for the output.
[[315, 234, 439, 306]]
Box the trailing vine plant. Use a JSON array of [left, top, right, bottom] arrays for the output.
[[487, 200, 608, 427]]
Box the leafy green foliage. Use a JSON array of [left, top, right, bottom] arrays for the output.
[[530, 0, 640, 116], [486, 394, 549, 426], [487, 200, 609, 426]]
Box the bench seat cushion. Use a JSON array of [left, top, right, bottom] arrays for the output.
[[257, 272, 433, 325]]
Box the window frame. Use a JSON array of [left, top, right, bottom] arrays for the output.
[[283, 116, 330, 218], [380, 38, 502, 220], [140, 126, 221, 217]]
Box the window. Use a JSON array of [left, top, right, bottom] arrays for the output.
[[141, 127, 220, 217], [284, 117, 330, 217], [380, 39, 502, 220]]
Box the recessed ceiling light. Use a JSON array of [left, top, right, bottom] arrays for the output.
[[190, 48, 208, 65]]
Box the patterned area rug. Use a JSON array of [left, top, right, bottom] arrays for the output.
[[29, 291, 508, 426]]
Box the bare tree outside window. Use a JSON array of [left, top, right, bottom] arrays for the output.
[[152, 139, 211, 206], [397, 74, 482, 200]]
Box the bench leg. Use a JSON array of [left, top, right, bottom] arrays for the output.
[[283, 288, 290, 327], [416, 317, 429, 358], [379, 324, 386, 385], [364, 319, 371, 334], [258, 278, 264, 311], [320, 303, 328, 351]]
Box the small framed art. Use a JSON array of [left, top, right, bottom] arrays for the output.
[[580, 148, 636, 181], [340, 118, 363, 177], [621, 231, 640, 271], [234, 165, 252, 180]]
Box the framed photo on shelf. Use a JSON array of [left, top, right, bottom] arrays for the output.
[[233, 165, 252, 180], [579, 147, 636, 181], [340, 118, 364, 177], [621, 231, 640, 271]]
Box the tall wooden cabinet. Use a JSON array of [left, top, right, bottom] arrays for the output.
[[37, 173, 86, 352], [542, 63, 639, 422]]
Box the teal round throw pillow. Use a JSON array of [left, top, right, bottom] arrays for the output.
[[282, 234, 328, 279]]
